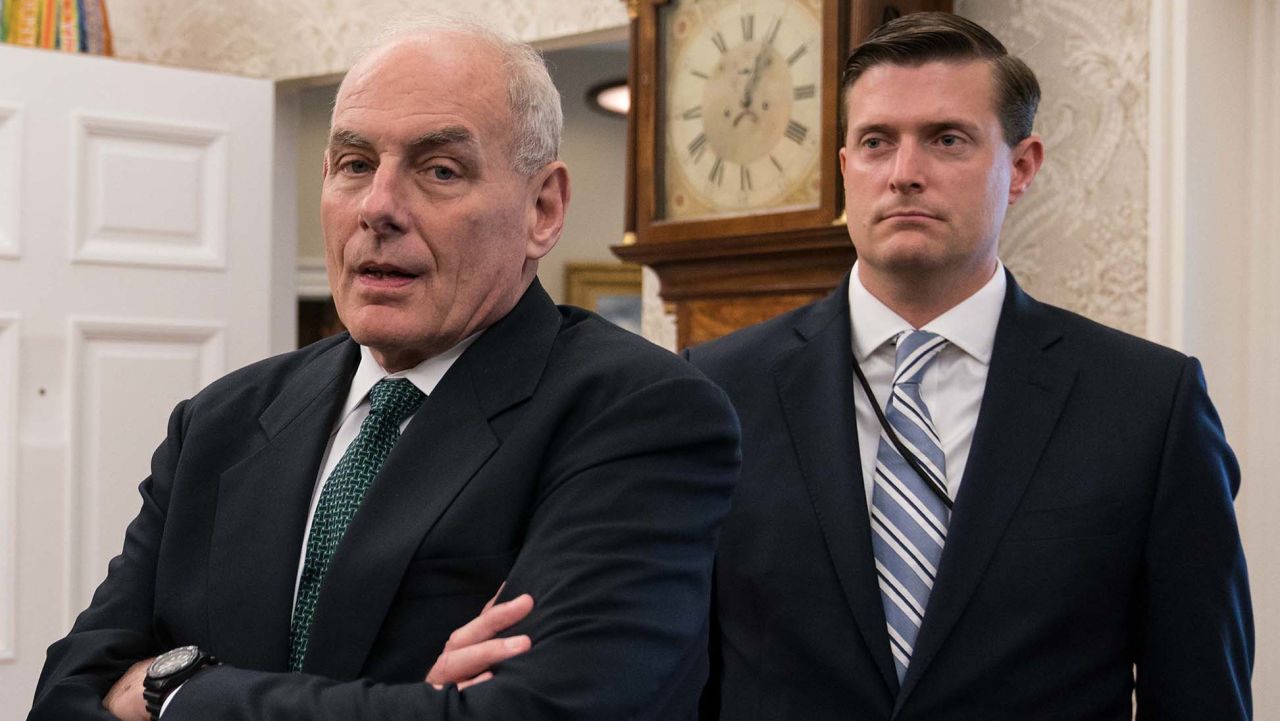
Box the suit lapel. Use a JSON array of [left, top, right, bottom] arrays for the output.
[[772, 280, 900, 695], [893, 273, 1077, 713], [302, 280, 563, 679], [208, 337, 359, 671]]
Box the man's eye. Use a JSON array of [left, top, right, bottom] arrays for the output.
[[429, 166, 457, 181], [342, 159, 372, 174], [863, 138, 882, 149], [938, 134, 962, 147]]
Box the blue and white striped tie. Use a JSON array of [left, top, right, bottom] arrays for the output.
[[870, 330, 950, 682]]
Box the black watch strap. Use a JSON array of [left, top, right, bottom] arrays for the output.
[[143, 686, 168, 721]]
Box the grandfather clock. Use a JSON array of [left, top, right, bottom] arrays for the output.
[[614, 0, 951, 349]]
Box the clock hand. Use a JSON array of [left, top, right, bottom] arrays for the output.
[[737, 38, 773, 111], [741, 49, 767, 109]]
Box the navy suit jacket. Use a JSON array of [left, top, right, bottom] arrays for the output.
[[31, 280, 741, 720], [688, 271, 1252, 721]]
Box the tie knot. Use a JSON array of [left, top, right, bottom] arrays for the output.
[[893, 330, 947, 386], [368, 378, 425, 424]]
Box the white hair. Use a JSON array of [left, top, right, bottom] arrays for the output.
[[353, 13, 563, 176]]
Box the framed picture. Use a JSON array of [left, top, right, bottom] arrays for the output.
[[564, 262, 644, 335]]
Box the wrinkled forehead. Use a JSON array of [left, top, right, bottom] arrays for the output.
[[332, 33, 510, 129]]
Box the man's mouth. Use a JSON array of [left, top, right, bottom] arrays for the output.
[[356, 263, 419, 287], [359, 262, 416, 277], [363, 269, 413, 278], [881, 210, 940, 222]]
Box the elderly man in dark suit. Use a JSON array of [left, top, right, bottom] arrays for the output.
[[29, 15, 740, 721], [688, 12, 1252, 721]]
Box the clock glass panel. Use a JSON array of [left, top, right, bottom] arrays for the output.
[[657, 0, 824, 221]]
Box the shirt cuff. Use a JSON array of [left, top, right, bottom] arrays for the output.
[[158, 682, 183, 717]]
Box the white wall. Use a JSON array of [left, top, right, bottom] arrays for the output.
[[1149, 1, 1279, 714]]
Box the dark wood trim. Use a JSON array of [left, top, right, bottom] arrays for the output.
[[622, 3, 641, 243], [615, 224, 854, 300], [849, 0, 952, 46], [633, 0, 661, 245], [614, 222, 849, 265]]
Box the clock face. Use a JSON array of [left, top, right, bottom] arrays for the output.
[[660, 0, 824, 220]]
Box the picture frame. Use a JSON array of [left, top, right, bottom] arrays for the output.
[[564, 262, 644, 335]]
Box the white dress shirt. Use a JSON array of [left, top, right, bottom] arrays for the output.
[[848, 261, 1006, 507]]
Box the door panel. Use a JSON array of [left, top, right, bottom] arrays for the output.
[[0, 43, 275, 715]]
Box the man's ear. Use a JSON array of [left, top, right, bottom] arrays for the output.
[[526, 161, 570, 261], [1007, 134, 1044, 206]]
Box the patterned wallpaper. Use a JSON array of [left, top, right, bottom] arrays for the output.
[[955, 0, 1149, 335], [106, 0, 629, 79]]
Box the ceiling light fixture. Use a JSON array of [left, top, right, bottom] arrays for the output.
[[587, 79, 630, 118]]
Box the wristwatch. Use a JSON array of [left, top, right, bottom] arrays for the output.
[[142, 645, 218, 720]]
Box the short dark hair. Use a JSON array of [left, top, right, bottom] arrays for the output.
[[841, 12, 1040, 145]]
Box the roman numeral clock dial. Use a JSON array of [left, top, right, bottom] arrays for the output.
[[661, 0, 823, 219]]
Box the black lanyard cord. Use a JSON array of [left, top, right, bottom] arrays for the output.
[[851, 355, 953, 510]]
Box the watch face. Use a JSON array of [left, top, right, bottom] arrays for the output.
[[659, 0, 824, 220], [149, 646, 199, 678]]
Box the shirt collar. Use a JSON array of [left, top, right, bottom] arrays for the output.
[[847, 260, 1006, 365], [339, 332, 482, 420], [848, 262, 914, 364], [922, 263, 1005, 364]]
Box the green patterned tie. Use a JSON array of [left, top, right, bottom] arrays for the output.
[[289, 378, 425, 672]]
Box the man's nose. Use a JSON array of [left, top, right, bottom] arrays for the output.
[[888, 141, 926, 195], [358, 165, 409, 237]]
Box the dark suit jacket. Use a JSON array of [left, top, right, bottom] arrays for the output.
[[30, 280, 741, 720], [687, 271, 1252, 721]]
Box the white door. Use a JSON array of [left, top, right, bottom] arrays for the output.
[[0, 44, 276, 715]]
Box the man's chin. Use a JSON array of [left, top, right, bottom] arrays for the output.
[[346, 324, 418, 351], [343, 315, 466, 370], [859, 240, 949, 274], [343, 310, 419, 348], [353, 330, 438, 373]]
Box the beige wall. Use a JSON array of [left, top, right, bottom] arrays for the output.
[[105, 0, 628, 79], [295, 86, 331, 270]]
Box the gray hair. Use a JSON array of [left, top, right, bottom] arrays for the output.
[[353, 14, 563, 176]]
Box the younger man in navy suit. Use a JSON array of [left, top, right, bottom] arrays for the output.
[[688, 12, 1252, 721]]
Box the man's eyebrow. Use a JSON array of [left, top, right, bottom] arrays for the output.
[[850, 119, 983, 138], [920, 119, 983, 137], [851, 122, 894, 138], [325, 127, 479, 155], [405, 126, 478, 154], [328, 129, 374, 153]]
